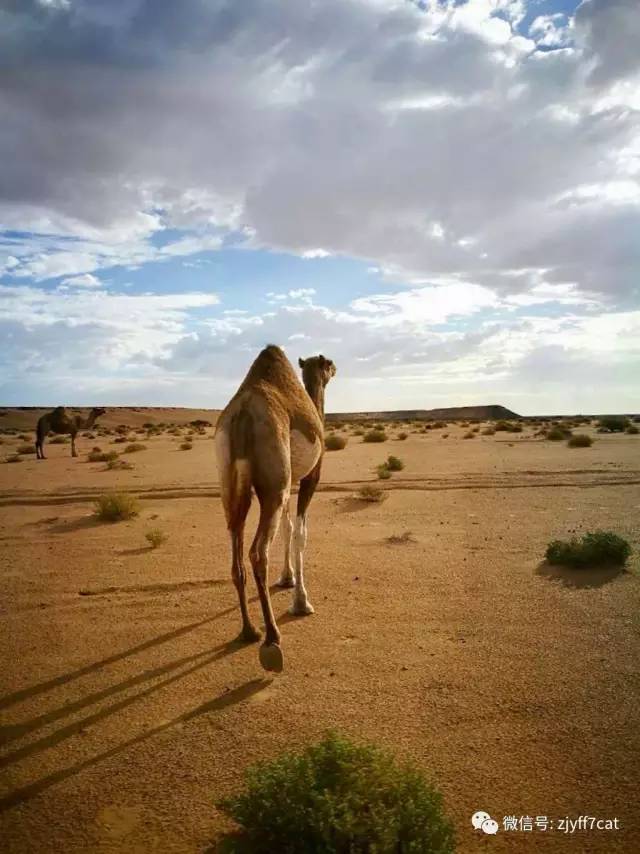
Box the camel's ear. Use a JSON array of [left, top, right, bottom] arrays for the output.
[[318, 354, 326, 366], [298, 358, 306, 369]]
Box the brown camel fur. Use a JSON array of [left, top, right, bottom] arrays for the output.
[[214, 345, 336, 673], [35, 407, 106, 459]]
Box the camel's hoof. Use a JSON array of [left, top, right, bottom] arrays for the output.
[[288, 600, 315, 616], [238, 626, 262, 644], [259, 643, 284, 673], [275, 575, 295, 589]]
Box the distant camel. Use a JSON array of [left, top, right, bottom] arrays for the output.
[[35, 407, 106, 459], [215, 345, 336, 673]]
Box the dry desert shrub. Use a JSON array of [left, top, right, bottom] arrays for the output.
[[397, 432, 408, 440], [180, 441, 193, 450], [87, 449, 118, 463], [94, 492, 139, 522], [356, 484, 387, 502], [124, 442, 146, 453], [567, 434, 593, 448], [363, 429, 387, 443], [17, 443, 36, 454], [626, 424, 639, 435], [5, 454, 22, 463], [386, 455, 404, 471], [145, 528, 168, 548], [386, 531, 416, 544], [325, 434, 347, 451], [106, 458, 133, 470]]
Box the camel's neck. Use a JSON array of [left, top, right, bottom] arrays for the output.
[[303, 378, 325, 420], [83, 412, 97, 428]]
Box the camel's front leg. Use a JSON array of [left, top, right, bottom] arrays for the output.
[[275, 503, 295, 588], [289, 468, 320, 616]]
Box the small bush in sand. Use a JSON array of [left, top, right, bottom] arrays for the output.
[[18, 433, 31, 441], [547, 426, 572, 441], [6, 454, 22, 463], [397, 432, 408, 440], [325, 434, 347, 451], [463, 431, 476, 439], [441, 433, 449, 439], [546, 531, 631, 568], [112, 436, 127, 444], [482, 426, 495, 435], [217, 730, 455, 854], [386, 530, 416, 544], [124, 442, 146, 453], [356, 484, 387, 502], [377, 463, 391, 479], [597, 415, 629, 433], [94, 492, 139, 522], [180, 441, 193, 451], [145, 528, 168, 549], [567, 434, 593, 448], [363, 429, 387, 443], [353, 428, 365, 436], [386, 455, 404, 471], [17, 443, 36, 454], [88, 449, 118, 463], [106, 458, 133, 471], [626, 424, 639, 435]]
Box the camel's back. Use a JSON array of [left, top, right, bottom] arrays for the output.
[[220, 346, 322, 441]]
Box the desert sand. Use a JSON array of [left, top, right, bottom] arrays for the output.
[[1, 412, 639, 853]]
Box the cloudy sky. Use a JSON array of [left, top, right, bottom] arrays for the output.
[[1, 0, 638, 415]]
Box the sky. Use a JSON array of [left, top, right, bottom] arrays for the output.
[[1, 0, 639, 415]]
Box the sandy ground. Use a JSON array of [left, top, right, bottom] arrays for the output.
[[1, 422, 639, 853]]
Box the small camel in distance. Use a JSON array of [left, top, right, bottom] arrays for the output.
[[215, 345, 336, 673], [36, 407, 106, 459]]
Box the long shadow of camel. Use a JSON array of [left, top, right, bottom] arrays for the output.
[[0, 588, 277, 712], [0, 676, 271, 812]]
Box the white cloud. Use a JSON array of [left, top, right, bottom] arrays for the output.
[[60, 273, 102, 288]]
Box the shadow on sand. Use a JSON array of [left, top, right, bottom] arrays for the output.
[[536, 561, 627, 589]]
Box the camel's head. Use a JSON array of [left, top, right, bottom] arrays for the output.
[[298, 354, 336, 388], [91, 407, 107, 419]]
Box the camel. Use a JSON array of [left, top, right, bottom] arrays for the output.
[[35, 407, 106, 459], [214, 345, 336, 673]]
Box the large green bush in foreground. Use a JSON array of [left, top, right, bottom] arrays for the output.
[[546, 531, 631, 568], [218, 731, 455, 854]]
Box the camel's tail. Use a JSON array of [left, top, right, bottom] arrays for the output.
[[216, 410, 253, 530]]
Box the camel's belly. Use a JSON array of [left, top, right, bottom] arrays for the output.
[[290, 430, 321, 483]]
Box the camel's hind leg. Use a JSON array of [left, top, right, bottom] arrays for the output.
[[231, 519, 261, 643], [250, 490, 288, 672], [70, 431, 78, 458]]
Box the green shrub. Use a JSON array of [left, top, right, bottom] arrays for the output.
[[325, 434, 347, 451], [545, 531, 631, 568], [377, 463, 391, 479], [180, 441, 193, 451], [145, 528, 168, 549], [386, 455, 404, 471], [356, 485, 387, 503], [626, 424, 639, 435], [598, 415, 629, 432], [546, 426, 572, 441], [124, 442, 146, 453], [397, 432, 408, 440], [17, 443, 36, 454], [567, 434, 593, 448], [218, 731, 454, 854], [94, 492, 140, 522], [363, 429, 387, 443]]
